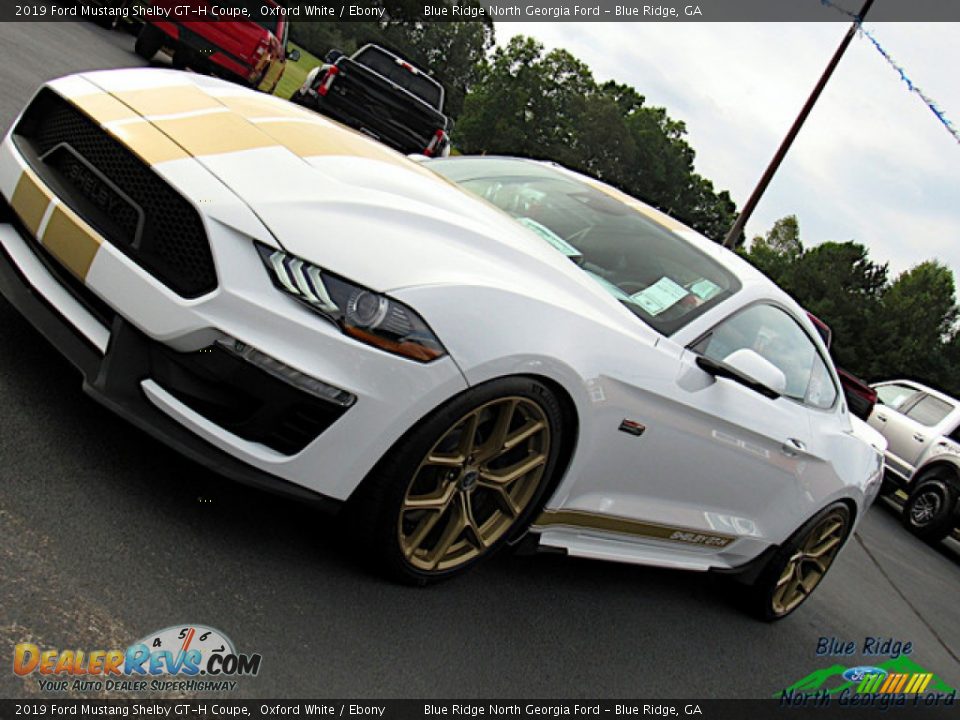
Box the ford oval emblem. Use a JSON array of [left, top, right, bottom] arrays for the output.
[[843, 666, 888, 682]]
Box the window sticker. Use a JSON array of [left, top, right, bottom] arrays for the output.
[[629, 277, 689, 316], [689, 278, 722, 301], [517, 217, 583, 259]]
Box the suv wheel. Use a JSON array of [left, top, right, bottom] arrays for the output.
[[902, 473, 958, 543]]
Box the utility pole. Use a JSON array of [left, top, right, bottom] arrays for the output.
[[722, 0, 874, 249]]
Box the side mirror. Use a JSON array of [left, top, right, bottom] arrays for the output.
[[325, 49, 344, 64], [722, 349, 787, 396], [287, 47, 301, 63]]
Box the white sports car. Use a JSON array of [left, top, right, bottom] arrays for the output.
[[0, 69, 884, 619]]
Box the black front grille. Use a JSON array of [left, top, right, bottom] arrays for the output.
[[13, 89, 217, 298]]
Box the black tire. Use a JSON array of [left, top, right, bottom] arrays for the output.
[[745, 502, 852, 621], [901, 474, 958, 543], [134, 25, 163, 61], [344, 376, 566, 585]]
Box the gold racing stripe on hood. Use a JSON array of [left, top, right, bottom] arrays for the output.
[[150, 111, 278, 157], [215, 93, 322, 120], [71, 92, 189, 166], [68, 85, 441, 175], [10, 169, 51, 237], [112, 85, 224, 117]]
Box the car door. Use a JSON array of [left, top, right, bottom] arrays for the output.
[[870, 386, 945, 479], [898, 394, 956, 473], [676, 303, 843, 541], [565, 302, 841, 549]]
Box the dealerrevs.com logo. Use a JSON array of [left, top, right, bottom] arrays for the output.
[[13, 624, 262, 693]]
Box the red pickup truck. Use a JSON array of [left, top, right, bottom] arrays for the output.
[[134, 0, 299, 94]]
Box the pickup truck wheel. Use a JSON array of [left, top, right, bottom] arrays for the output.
[[902, 475, 958, 543], [134, 25, 163, 60]]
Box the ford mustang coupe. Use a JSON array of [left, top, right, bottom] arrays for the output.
[[0, 69, 883, 619]]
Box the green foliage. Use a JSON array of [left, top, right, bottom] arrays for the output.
[[455, 36, 738, 241], [743, 216, 960, 396]]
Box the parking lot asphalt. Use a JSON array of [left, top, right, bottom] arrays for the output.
[[0, 21, 958, 700]]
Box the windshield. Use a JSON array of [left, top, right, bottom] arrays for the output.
[[428, 158, 740, 335]]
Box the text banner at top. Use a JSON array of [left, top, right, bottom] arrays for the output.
[[7, 1, 960, 23]]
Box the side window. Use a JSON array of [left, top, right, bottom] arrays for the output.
[[875, 383, 920, 410], [905, 395, 954, 427], [692, 304, 838, 408]]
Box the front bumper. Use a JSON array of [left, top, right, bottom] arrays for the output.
[[0, 119, 468, 504], [0, 209, 341, 509]]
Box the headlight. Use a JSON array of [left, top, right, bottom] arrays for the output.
[[255, 243, 446, 363]]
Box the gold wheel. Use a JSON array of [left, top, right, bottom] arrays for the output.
[[397, 396, 551, 572], [771, 509, 848, 616]]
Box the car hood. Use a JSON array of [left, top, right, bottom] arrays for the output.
[[76, 69, 655, 340]]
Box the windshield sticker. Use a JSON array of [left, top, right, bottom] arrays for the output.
[[517, 217, 583, 260], [689, 278, 722, 301], [629, 277, 689, 316]]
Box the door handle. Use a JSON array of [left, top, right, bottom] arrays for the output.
[[781, 438, 807, 457], [913, 433, 926, 443]]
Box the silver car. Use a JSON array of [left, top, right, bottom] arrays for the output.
[[869, 380, 960, 541]]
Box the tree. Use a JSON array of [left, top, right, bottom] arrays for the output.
[[744, 215, 803, 283], [872, 261, 958, 383]]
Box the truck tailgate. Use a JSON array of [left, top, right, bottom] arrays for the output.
[[324, 58, 447, 153]]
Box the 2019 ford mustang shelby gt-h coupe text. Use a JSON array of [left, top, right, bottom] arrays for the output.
[[0, 69, 884, 619]]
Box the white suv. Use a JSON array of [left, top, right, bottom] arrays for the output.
[[869, 380, 960, 541]]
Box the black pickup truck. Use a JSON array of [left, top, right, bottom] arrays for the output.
[[292, 44, 451, 157]]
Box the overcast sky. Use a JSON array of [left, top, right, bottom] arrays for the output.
[[497, 21, 960, 287]]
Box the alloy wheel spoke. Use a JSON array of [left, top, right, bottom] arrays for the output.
[[403, 482, 458, 512], [474, 400, 518, 462], [424, 453, 466, 468], [503, 420, 547, 452], [428, 503, 466, 569], [478, 480, 521, 518], [456, 412, 481, 458], [460, 493, 488, 550], [404, 503, 453, 557], [805, 534, 841, 559], [481, 453, 546, 487], [776, 559, 798, 589]]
